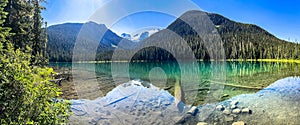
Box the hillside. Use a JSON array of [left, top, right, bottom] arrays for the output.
[[167, 10, 299, 60], [131, 10, 299, 61], [46, 22, 133, 62], [46, 11, 300, 62]]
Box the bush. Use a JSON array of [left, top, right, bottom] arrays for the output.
[[0, 1, 71, 124], [0, 42, 71, 124]]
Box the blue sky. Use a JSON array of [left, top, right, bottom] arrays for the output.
[[42, 0, 300, 42]]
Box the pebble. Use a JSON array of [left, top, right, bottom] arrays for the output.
[[225, 115, 234, 122], [241, 108, 250, 113], [187, 106, 198, 116], [230, 100, 239, 106], [231, 105, 237, 109], [223, 109, 231, 115], [230, 114, 238, 118], [197, 122, 208, 125], [232, 109, 241, 114], [222, 94, 229, 97], [232, 121, 246, 125], [216, 105, 224, 111]]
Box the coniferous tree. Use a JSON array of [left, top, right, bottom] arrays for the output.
[[4, 0, 48, 66], [4, 0, 32, 51], [1, 0, 70, 124], [31, 0, 48, 66]]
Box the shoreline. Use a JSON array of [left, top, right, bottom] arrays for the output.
[[68, 77, 300, 124], [49, 59, 300, 64], [50, 60, 300, 105]]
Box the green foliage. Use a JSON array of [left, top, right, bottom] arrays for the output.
[[3, 0, 32, 51], [0, 0, 10, 40], [30, 0, 48, 66], [4, 0, 48, 66], [0, 0, 71, 124], [166, 11, 300, 60], [0, 45, 71, 124]]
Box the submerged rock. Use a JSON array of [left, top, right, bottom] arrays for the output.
[[197, 122, 208, 125], [232, 109, 241, 114], [225, 115, 234, 122], [69, 80, 191, 125], [69, 77, 300, 125], [223, 109, 231, 115], [187, 106, 199, 116], [241, 108, 250, 114], [216, 105, 224, 111], [231, 105, 238, 109], [232, 121, 245, 125], [230, 100, 239, 106]]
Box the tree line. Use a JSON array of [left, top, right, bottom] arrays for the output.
[[127, 13, 300, 61], [3, 0, 48, 66]]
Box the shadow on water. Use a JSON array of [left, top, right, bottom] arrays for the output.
[[49, 61, 300, 105]]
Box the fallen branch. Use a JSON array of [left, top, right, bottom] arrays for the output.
[[207, 80, 263, 90], [49, 78, 65, 86]]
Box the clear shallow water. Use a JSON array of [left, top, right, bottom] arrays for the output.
[[50, 61, 300, 105]]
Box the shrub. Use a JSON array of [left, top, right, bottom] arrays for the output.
[[0, 0, 71, 124]]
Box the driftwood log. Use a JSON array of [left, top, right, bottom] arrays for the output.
[[49, 78, 65, 86]]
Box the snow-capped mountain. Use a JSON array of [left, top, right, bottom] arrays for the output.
[[121, 28, 160, 42]]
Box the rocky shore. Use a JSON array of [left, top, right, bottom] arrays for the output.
[[68, 77, 300, 125]]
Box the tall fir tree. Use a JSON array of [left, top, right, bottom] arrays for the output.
[[1, 0, 71, 124], [4, 0, 48, 66], [31, 0, 48, 66], [4, 0, 32, 51]]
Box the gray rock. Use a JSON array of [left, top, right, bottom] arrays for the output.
[[232, 109, 241, 114], [241, 108, 250, 113], [187, 106, 198, 116], [197, 122, 208, 125], [223, 109, 231, 115], [222, 94, 229, 98], [232, 121, 246, 125], [230, 114, 238, 118], [141, 81, 151, 88], [216, 105, 224, 111], [231, 105, 237, 109], [230, 100, 239, 106], [225, 115, 234, 122]]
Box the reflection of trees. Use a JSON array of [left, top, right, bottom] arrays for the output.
[[227, 62, 294, 77]]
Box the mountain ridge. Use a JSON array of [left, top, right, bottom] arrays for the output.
[[46, 10, 299, 62], [46, 21, 134, 61], [121, 28, 161, 42]]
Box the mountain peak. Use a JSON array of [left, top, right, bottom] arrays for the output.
[[121, 28, 161, 42]]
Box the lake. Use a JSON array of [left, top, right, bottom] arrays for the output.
[[50, 61, 300, 105]]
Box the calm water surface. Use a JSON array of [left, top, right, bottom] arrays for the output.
[[50, 61, 300, 105]]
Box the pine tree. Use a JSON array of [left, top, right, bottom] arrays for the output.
[[30, 0, 48, 66], [4, 0, 32, 51], [1, 0, 71, 124], [4, 0, 48, 66], [0, 0, 11, 41]]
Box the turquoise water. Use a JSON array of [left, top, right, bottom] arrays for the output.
[[50, 61, 300, 105]]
